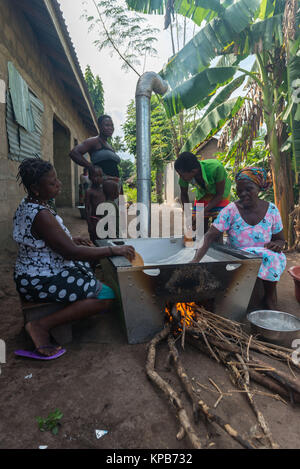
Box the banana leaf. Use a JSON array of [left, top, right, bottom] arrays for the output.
[[159, 0, 261, 88], [162, 66, 238, 116], [200, 74, 246, 118], [181, 96, 245, 152], [248, 13, 283, 52], [257, 0, 276, 20], [125, 0, 225, 18], [287, 39, 300, 178]]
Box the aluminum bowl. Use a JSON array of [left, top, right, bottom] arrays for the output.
[[247, 310, 300, 348]]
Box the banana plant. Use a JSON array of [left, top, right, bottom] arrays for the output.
[[126, 0, 299, 236]]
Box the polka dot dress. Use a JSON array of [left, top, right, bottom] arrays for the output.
[[15, 262, 101, 303], [13, 199, 101, 302]]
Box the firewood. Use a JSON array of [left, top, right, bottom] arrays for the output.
[[217, 349, 279, 449], [168, 334, 255, 449], [167, 334, 200, 423], [187, 334, 299, 404], [145, 325, 203, 449]]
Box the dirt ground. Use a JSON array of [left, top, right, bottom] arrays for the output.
[[0, 207, 300, 450]]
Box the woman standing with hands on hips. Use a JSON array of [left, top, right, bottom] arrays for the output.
[[191, 167, 286, 310], [70, 115, 122, 191]]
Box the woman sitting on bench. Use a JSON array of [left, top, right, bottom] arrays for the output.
[[13, 157, 135, 358]]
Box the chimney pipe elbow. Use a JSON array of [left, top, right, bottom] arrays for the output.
[[135, 71, 168, 99]]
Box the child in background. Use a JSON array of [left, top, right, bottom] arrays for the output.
[[79, 167, 90, 205], [85, 167, 120, 244]]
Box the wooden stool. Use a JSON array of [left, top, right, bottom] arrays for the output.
[[20, 298, 73, 345]]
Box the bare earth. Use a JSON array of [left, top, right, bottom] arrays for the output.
[[0, 207, 300, 450]]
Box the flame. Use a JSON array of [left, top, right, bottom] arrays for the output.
[[165, 302, 198, 330]]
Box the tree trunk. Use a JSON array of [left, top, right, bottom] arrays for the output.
[[258, 51, 294, 239], [270, 151, 294, 240]]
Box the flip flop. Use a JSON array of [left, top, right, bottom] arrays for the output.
[[15, 346, 66, 361]]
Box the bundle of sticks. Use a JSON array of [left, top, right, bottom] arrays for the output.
[[146, 304, 300, 450]]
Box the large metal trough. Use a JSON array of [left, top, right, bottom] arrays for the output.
[[97, 237, 261, 344]]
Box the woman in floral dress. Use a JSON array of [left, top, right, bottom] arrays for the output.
[[192, 167, 286, 310]]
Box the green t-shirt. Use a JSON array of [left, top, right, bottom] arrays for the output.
[[178, 159, 231, 200]]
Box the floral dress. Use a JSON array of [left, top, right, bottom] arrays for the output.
[[212, 202, 286, 282], [13, 199, 102, 302]]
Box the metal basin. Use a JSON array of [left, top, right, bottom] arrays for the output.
[[247, 310, 300, 348]]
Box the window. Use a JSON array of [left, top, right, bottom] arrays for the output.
[[6, 62, 44, 161]]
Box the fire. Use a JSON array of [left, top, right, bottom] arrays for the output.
[[165, 302, 198, 330]]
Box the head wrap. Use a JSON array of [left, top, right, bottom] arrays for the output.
[[235, 167, 272, 191]]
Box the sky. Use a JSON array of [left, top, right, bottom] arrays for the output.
[[57, 0, 173, 139]]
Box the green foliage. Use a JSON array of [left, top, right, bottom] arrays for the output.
[[123, 183, 137, 202], [123, 97, 174, 171], [84, 65, 104, 118], [123, 170, 157, 202], [159, 0, 261, 88], [111, 136, 127, 153], [216, 138, 274, 201], [36, 409, 63, 435], [83, 0, 159, 74], [119, 158, 135, 180], [181, 97, 245, 152], [163, 66, 238, 117]]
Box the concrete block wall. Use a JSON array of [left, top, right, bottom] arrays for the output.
[[0, 0, 94, 248]]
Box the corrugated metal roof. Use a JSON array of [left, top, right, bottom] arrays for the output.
[[12, 0, 98, 134]]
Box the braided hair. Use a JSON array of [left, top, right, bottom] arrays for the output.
[[17, 156, 53, 196]]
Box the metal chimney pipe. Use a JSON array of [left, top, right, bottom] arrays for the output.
[[135, 72, 168, 237]]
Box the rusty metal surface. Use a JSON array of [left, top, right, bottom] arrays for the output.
[[97, 238, 261, 344]]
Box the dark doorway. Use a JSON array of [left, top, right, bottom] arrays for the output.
[[53, 117, 71, 207]]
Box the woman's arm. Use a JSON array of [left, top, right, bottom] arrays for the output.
[[191, 225, 222, 262], [69, 138, 98, 169], [180, 185, 190, 206], [204, 179, 225, 215], [264, 229, 285, 253], [32, 210, 135, 261]]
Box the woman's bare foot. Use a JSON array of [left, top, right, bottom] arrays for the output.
[[25, 321, 62, 357]]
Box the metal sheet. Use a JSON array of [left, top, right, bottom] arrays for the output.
[[97, 238, 262, 344], [6, 90, 21, 160], [8, 62, 35, 132], [6, 88, 44, 161]]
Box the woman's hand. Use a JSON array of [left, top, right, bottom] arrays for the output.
[[112, 245, 135, 261], [264, 230, 285, 253], [189, 255, 199, 264], [73, 237, 94, 247], [264, 241, 283, 253]]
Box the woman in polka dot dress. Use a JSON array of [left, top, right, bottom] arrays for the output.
[[13, 158, 135, 357]]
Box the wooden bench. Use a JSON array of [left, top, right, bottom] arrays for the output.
[[20, 298, 73, 345]]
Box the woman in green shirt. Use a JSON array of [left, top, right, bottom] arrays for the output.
[[174, 152, 231, 232]]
